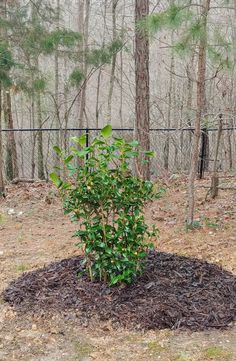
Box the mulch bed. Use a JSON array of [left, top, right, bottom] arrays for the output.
[[2, 251, 236, 331]]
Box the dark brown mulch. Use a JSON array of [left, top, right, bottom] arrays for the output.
[[2, 251, 236, 331]]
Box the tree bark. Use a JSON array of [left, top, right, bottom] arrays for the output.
[[119, 0, 125, 127], [0, 0, 18, 182], [4, 90, 19, 181], [210, 115, 223, 198], [54, 0, 61, 172], [186, 0, 210, 225], [78, 0, 90, 128], [95, 0, 108, 127], [36, 92, 45, 180], [164, 30, 174, 171], [135, 0, 150, 180], [0, 1, 5, 192], [107, 0, 119, 121], [0, 87, 4, 194]]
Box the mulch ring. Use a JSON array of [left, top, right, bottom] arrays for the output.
[[2, 251, 236, 331]]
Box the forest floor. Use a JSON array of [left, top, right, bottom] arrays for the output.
[[0, 175, 235, 361]]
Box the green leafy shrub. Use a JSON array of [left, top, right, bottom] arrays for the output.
[[50, 125, 160, 285]]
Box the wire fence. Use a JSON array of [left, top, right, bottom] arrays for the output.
[[0, 126, 236, 182]]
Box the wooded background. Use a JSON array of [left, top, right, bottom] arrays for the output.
[[0, 0, 235, 223]]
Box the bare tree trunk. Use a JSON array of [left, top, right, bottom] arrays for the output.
[[78, 0, 90, 128], [0, 1, 5, 192], [107, 0, 119, 121], [186, 0, 210, 226], [135, 0, 150, 180], [54, 0, 61, 172], [210, 115, 223, 198], [164, 31, 174, 171], [4, 90, 19, 180], [0, 87, 4, 194], [119, 0, 125, 127], [0, 0, 18, 182], [54, 0, 61, 129], [36, 92, 45, 180], [185, 53, 195, 170], [95, 68, 102, 128], [31, 93, 36, 179], [63, 57, 69, 150], [55, 0, 60, 122], [95, 0, 108, 127]]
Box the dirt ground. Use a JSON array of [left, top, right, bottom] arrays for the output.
[[0, 176, 235, 361]]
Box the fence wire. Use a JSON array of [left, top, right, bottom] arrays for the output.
[[0, 127, 236, 181]]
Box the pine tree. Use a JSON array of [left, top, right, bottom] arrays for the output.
[[145, 1, 234, 225], [135, 0, 150, 180]]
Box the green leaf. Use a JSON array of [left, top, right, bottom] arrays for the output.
[[64, 155, 74, 164], [101, 124, 112, 138], [92, 138, 105, 146], [78, 134, 87, 147], [76, 149, 90, 157], [53, 145, 62, 156], [128, 140, 139, 147], [144, 151, 155, 157], [61, 182, 71, 190], [70, 138, 78, 144], [125, 151, 139, 158], [50, 173, 63, 188]]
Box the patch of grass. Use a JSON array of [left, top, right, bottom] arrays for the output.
[[185, 220, 202, 231], [223, 223, 230, 230], [203, 346, 232, 360], [0, 212, 5, 224], [172, 352, 193, 361], [16, 264, 28, 273], [17, 231, 25, 242], [74, 340, 95, 361], [204, 217, 219, 230], [147, 341, 166, 354], [159, 329, 173, 338]]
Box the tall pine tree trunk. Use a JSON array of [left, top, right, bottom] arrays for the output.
[[95, 0, 108, 127], [0, 0, 18, 182], [186, 0, 210, 225], [0, 87, 4, 194], [107, 0, 119, 121], [135, 0, 150, 180], [36, 92, 45, 180], [78, 0, 90, 128], [164, 30, 174, 171], [54, 0, 61, 171], [4, 90, 18, 180], [0, 1, 4, 192]]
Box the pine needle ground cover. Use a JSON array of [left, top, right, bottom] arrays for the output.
[[0, 180, 236, 360]]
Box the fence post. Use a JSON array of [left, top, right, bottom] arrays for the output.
[[86, 128, 89, 161], [199, 127, 207, 179]]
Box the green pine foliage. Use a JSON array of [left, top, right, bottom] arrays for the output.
[[0, 42, 14, 87], [145, 1, 233, 67], [0, 1, 83, 95], [69, 68, 84, 87], [41, 29, 82, 55], [145, 4, 191, 34], [0, 1, 124, 101], [85, 39, 123, 67], [32, 78, 47, 92]]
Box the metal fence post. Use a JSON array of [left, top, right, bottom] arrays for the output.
[[199, 127, 207, 179], [86, 128, 89, 161]]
